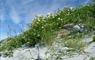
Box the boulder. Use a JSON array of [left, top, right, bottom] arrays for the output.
[[63, 24, 86, 33]]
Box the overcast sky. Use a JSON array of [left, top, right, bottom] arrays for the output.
[[0, 0, 90, 40]]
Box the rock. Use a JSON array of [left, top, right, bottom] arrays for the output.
[[63, 24, 74, 30], [63, 55, 87, 60], [73, 24, 86, 32], [73, 25, 81, 30], [0, 35, 95, 60], [63, 24, 86, 33], [84, 43, 95, 56], [36, 56, 42, 60], [57, 29, 70, 38], [83, 36, 93, 44]]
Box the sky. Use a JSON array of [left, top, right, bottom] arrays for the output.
[[0, 0, 90, 40]]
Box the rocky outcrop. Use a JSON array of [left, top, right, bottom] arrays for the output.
[[63, 24, 87, 33], [0, 35, 95, 60]]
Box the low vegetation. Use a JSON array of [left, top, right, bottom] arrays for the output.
[[0, 0, 95, 55]]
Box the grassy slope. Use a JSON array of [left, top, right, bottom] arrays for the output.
[[0, 1, 95, 52]]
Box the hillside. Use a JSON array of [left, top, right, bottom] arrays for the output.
[[0, 0, 95, 60]]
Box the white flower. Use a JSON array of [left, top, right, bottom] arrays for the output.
[[58, 18, 61, 20], [38, 19, 40, 22], [42, 26, 44, 29], [36, 22, 39, 24], [60, 18, 63, 21], [37, 34, 40, 37]]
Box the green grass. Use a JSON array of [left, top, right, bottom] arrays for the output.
[[64, 38, 86, 53]]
